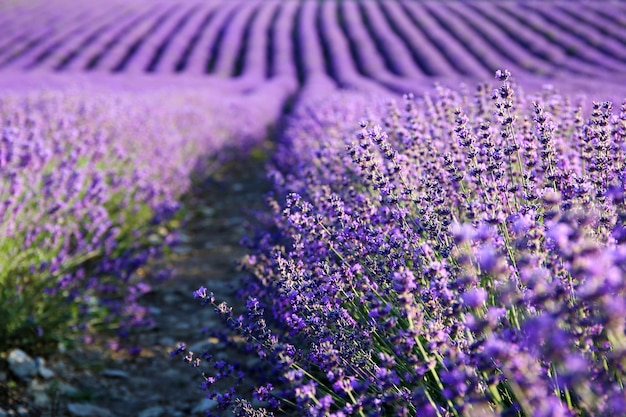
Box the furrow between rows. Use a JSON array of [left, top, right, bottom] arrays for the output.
[[0, 0, 623, 93]]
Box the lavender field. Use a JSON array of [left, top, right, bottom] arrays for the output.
[[1, 0, 626, 96], [1, 1, 626, 416]]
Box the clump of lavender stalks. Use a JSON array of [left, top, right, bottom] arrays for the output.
[[188, 71, 626, 417]]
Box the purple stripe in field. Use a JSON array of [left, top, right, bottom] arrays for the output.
[[123, 4, 199, 74], [237, 0, 280, 83], [6, 6, 126, 71], [420, 3, 512, 75], [185, 1, 241, 75], [540, 5, 626, 63], [358, 0, 424, 78], [0, 3, 59, 53], [378, 1, 458, 78], [557, 4, 626, 49], [442, 3, 556, 77], [231, 1, 278, 86], [297, 1, 330, 80], [34, 7, 133, 71], [339, 1, 394, 79], [338, 1, 421, 94], [211, 1, 259, 78], [460, 3, 568, 74], [0, 4, 53, 54], [104, 4, 180, 72], [520, 3, 626, 72], [164, 1, 221, 73], [143, 4, 205, 74], [269, 1, 298, 80], [521, 3, 626, 70], [318, 0, 391, 95], [497, 4, 626, 77], [584, 1, 626, 29], [0, 6, 89, 67], [400, 2, 489, 78], [61, 3, 166, 72]]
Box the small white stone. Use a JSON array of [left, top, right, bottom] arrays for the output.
[[36, 357, 55, 379], [100, 369, 130, 379], [7, 349, 37, 381]]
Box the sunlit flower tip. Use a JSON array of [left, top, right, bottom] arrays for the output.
[[193, 286, 207, 299], [495, 69, 511, 81], [246, 297, 260, 311], [462, 288, 488, 308], [193, 286, 214, 304], [215, 302, 232, 316], [332, 377, 355, 395], [254, 383, 274, 402], [295, 381, 317, 401]]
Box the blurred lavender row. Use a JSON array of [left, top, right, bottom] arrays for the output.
[[0, 76, 290, 352], [1, 0, 626, 96]]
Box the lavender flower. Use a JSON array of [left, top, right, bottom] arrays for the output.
[[188, 72, 626, 416]]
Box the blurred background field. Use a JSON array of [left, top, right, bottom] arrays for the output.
[[1, 0, 626, 96]]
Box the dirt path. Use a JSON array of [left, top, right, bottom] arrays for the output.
[[0, 154, 273, 417]]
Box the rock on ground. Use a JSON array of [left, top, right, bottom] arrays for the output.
[[7, 350, 37, 382]]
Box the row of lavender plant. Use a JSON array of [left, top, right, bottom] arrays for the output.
[[0, 83, 280, 354], [1, 1, 625, 97], [188, 72, 626, 416]]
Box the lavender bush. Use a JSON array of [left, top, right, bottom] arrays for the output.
[[0, 84, 278, 354], [189, 72, 626, 416]]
